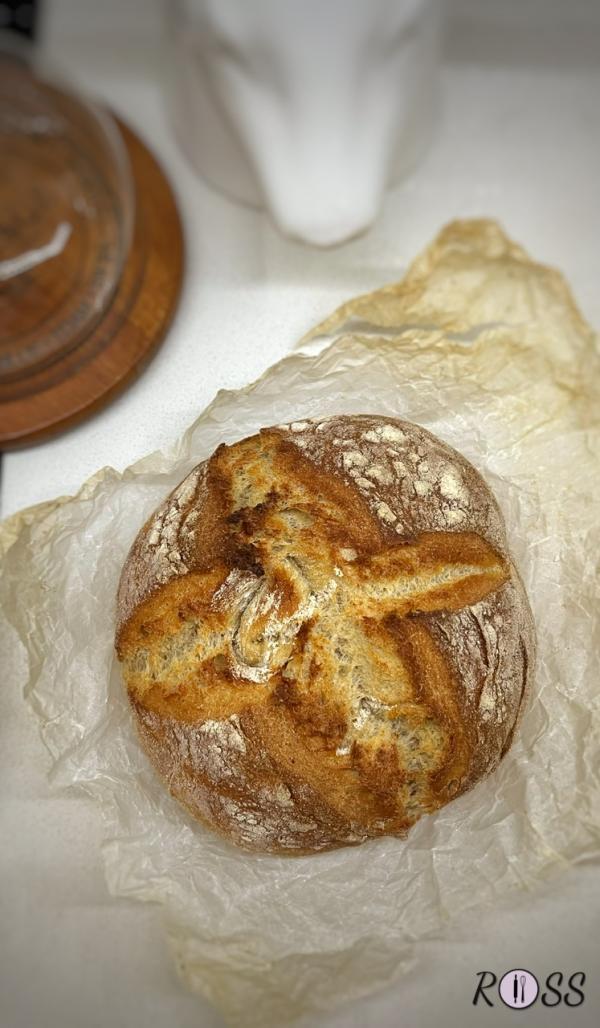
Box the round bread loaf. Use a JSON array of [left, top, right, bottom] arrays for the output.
[[115, 414, 535, 854]]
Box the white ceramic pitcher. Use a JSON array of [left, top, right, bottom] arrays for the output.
[[169, 0, 441, 246]]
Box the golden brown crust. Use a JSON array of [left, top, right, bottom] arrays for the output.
[[115, 415, 535, 854]]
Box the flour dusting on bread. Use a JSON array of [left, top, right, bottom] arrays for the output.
[[116, 415, 535, 854]]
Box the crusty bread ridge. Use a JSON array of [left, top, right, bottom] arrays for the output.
[[115, 414, 535, 854]]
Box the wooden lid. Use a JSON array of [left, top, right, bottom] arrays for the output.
[[0, 57, 184, 448]]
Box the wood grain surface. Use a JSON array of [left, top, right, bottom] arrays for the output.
[[0, 65, 184, 449]]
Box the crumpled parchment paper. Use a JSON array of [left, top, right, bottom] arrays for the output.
[[1, 220, 599, 1027]]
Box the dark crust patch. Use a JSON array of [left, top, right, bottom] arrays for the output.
[[500, 636, 529, 759]]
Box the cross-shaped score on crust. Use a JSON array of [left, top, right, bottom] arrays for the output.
[[118, 424, 522, 845]]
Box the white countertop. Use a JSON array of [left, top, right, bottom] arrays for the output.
[[1, 11, 600, 1028]]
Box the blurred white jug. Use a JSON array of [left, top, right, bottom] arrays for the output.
[[169, 0, 441, 246]]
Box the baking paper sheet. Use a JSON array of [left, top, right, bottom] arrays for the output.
[[1, 220, 599, 1027]]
